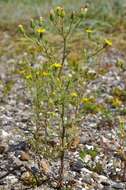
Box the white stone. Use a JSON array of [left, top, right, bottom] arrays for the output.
[[6, 175, 18, 184]]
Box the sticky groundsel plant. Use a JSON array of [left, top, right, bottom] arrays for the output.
[[18, 6, 112, 189]]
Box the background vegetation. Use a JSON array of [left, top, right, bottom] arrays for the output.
[[0, 0, 126, 31]]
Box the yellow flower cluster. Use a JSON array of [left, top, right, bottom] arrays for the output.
[[70, 92, 78, 97], [41, 71, 49, 77], [51, 63, 62, 68], [112, 97, 122, 107], [37, 71, 49, 77]]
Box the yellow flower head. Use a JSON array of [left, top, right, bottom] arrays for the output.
[[51, 63, 62, 68], [86, 28, 93, 33], [36, 28, 46, 34], [26, 74, 32, 80], [104, 39, 112, 46], [81, 97, 95, 104], [112, 97, 122, 107], [71, 92, 78, 97], [42, 71, 49, 77], [19, 70, 25, 75]]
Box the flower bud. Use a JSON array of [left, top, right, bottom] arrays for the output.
[[55, 6, 65, 18], [70, 11, 75, 20], [84, 4, 88, 13], [18, 24, 25, 33], [79, 5, 88, 18], [55, 6, 61, 16], [60, 8, 65, 18], [79, 7, 85, 18], [49, 9, 55, 22], [39, 17, 43, 26], [30, 19, 35, 29]]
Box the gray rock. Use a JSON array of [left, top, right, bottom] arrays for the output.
[[102, 187, 113, 190], [81, 174, 93, 185], [70, 160, 84, 172], [80, 134, 90, 144], [111, 182, 125, 189]]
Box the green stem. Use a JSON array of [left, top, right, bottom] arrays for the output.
[[88, 46, 105, 59], [58, 102, 65, 188], [58, 36, 67, 77]]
